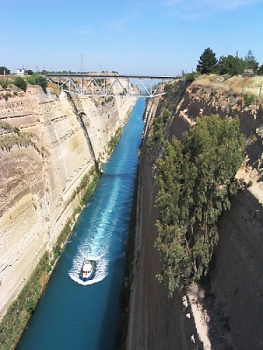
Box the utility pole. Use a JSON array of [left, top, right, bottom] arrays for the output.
[[80, 53, 84, 73]]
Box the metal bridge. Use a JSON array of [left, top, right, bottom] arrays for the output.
[[46, 73, 179, 98]]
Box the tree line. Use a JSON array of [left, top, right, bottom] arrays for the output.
[[196, 48, 262, 76]]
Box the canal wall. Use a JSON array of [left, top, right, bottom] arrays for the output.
[[126, 75, 263, 349], [126, 83, 200, 350], [0, 83, 135, 320]]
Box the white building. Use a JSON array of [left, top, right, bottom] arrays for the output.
[[16, 68, 26, 76]]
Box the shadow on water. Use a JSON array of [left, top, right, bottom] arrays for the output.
[[97, 255, 126, 349]]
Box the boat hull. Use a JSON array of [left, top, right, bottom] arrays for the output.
[[79, 260, 96, 282]]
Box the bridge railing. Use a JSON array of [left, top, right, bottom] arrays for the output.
[[46, 73, 179, 98]]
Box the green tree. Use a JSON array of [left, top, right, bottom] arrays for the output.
[[35, 76, 48, 92], [244, 50, 259, 71], [0, 66, 10, 75], [27, 69, 34, 75], [218, 55, 245, 76], [155, 115, 245, 297], [14, 76, 27, 92], [197, 48, 218, 74], [258, 64, 263, 76]]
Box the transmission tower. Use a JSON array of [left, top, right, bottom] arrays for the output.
[[80, 54, 84, 73]]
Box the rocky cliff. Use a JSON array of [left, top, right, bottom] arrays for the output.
[[126, 75, 263, 349], [0, 82, 135, 319]]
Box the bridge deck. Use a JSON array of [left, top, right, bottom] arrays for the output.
[[46, 73, 179, 80], [46, 73, 180, 98]]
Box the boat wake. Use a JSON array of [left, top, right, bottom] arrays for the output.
[[68, 178, 122, 286], [68, 252, 108, 286]]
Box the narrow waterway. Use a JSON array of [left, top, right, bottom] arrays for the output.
[[17, 98, 145, 350]]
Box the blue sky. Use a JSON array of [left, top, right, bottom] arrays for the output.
[[0, 0, 263, 75]]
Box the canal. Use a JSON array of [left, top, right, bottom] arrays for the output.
[[17, 97, 145, 350]]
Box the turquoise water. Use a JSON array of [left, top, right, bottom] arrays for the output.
[[17, 98, 145, 350]]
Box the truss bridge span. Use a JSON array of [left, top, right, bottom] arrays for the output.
[[46, 73, 179, 98]]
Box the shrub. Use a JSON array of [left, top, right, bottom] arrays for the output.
[[26, 297, 36, 314], [107, 128, 122, 155], [0, 79, 7, 89], [3, 93, 11, 101], [35, 76, 48, 92], [247, 180, 253, 187], [26, 75, 36, 85], [244, 94, 256, 106], [185, 72, 199, 82], [25, 75, 48, 92], [73, 205, 81, 218], [82, 174, 99, 205], [14, 77, 27, 92]]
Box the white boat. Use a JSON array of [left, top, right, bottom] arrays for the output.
[[80, 260, 96, 282]]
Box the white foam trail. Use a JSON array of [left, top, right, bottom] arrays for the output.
[[69, 172, 123, 285]]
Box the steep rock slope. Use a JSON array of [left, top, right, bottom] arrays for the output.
[[127, 87, 200, 350], [209, 189, 263, 350], [0, 84, 134, 319], [127, 75, 263, 349]]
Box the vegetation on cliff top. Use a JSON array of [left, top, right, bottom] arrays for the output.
[[0, 74, 48, 95], [154, 115, 245, 297], [197, 48, 262, 76]]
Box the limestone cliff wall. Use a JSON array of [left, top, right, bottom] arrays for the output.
[[127, 75, 263, 349], [0, 85, 134, 319]]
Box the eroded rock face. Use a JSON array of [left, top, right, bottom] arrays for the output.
[[211, 190, 263, 350], [169, 76, 263, 137], [0, 85, 134, 318]]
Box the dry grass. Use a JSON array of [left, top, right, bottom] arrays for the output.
[[194, 74, 263, 98], [47, 82, 61, 96]]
